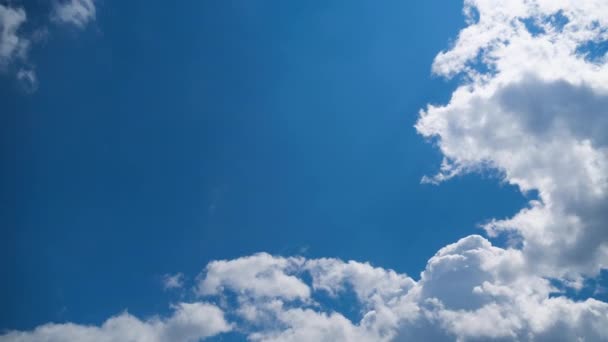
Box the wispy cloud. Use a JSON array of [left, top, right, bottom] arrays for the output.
[[162, 272, 185, 291], [0, 5, 28, 69], [52, 0, 96, 28], [0, 1, 97, 92]]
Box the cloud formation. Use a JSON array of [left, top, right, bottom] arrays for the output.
[[0, 0, 96, 90], [52, 0, 96, 28], [0, 5, 28, 68], [416, 0, 608, 280], [2, 0, 608, 340], [3, 244, 606, 341], [192, 245, 606, 341], [0, 303, 231, 342]]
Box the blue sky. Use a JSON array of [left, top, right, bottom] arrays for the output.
[[2, 1, 608, 341]]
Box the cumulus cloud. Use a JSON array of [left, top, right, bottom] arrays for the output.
[[52, 0, 96, 28], [416, 0, 608, 279], [197, 253, 310, 301], [2, 243, 607, 341], [191, 247, 608, 341], [203, 243, 608, 341], [0, 5, 28, 69], [0, 302, 231, 342]]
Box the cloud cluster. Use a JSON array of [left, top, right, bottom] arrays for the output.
[[52, 0, 96, 28], [0, 0, 96, 90], [416, 0, 608, 280], [0, 5, 28, 68], [198, 245, 605, 341], [4, 244, 606, 341], [2, 0, 608, 340]]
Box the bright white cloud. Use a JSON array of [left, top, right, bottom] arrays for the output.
[[0, 302, 231, 342], [305, 257, 416, 307], [197, 252, 310, 301], [416, 0, 608, 279], [0, 5, 28, 68], [191, 244, 607, 341], [3, 242, 607, 341], [52, 0, 96, 28]]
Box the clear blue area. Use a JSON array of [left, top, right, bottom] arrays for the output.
[[521, 10, 568, 37], [1, 1, 531, 331], [577, 39, 608, 63]]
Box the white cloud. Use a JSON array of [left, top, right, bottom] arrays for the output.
[[0, 302, 231, 342], [3, 243, 607, 341], [416, 0, 608, 279], [0, 5, 28, 69], [305, 257, 416, 308], [52, 0, 96, 28], [197, 252, 310, 301], [248, 308, 384, 342], [200, 245, 607, 341]]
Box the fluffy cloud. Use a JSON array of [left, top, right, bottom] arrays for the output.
[[208, 0, 607, 339], [2, 241, 607, 341], [52, 0, 96, 28], [0, 5, 28, 68], [194, 244, 607, 341], [3, 0, 608, 341], [0, 303, 231, 342], [197, 253, 310, 301], [416, 0, 608, 279]]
